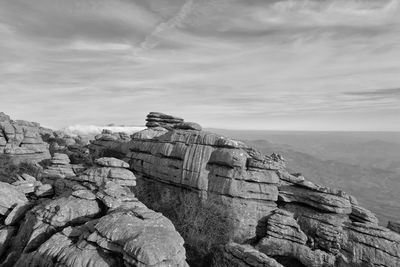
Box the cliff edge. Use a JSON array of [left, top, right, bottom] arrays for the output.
[[89, 112, 400, 267]]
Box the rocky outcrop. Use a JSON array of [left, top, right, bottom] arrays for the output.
[[0, 112, 50, 163], [388, 221, 400, 234], [145, 112, 184, 128], [126, 122, 282, 241], [86, 112, 400, 267], [12, 173, 54, 197], [0, 182, 28, 215], [40, 153, 83, 195], [88, 129, 132, 160], [3, 112, 398, 267], [0, 155, 188, 266], [212, 243, 284, 267]]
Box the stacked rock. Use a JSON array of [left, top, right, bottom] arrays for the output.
[[88, 130, 131, 160], [11, 173, 53, 198], [11, 172, 54, 198], [0, 112, 50, 163], [77, 157, 136, 187], [42, 153, 78, 180], [145, 112, 184, 128], [145, 112, 203, 131]]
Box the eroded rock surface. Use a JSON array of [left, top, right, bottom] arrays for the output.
[[0, 154, 187, 267], [88, 129, 132, 160], [126, 119, 282, 241], [2, 112, 399, 267], [0, 112, 50, 163], [85, 112, 400, 267]]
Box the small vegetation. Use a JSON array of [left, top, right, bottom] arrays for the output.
[[0, 154, 42, 182], [170, 194, 234, 266], [134, 184, 234, 266]]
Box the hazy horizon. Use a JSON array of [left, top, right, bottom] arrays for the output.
[[1, 0, 400, 131]]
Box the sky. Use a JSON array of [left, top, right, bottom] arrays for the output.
[[0, 0, 400, 131]]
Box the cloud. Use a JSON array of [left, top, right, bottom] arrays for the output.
[[0, 0, 399, 131], [63, 125, 145, 136], [344, 88, 400, 99]]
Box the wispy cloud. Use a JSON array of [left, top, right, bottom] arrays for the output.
[[0, 0, 399, 131], [344, 88, 400, 98]]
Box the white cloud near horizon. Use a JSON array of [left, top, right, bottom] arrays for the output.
[[0, 0, 399, 131]]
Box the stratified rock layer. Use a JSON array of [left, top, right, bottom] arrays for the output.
[[126, 120, 283, 240], [88, 130, 132, 160], [87, 112, 400, 267], [0, 112, 50, 163], [0, 155, 188, 267]]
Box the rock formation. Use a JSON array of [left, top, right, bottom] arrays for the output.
[[0, 112, 50, 163], [0, 154, 188, 266], [88, 129, 132, 160], [87, 112, 400, 267], [126, 126, 282, 241], [1, 111, 399, 267]]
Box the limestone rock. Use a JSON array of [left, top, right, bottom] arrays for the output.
[[281, 203, 400, 267], [13, 223, 121, 267], [350, 204, 379, 225], [47, 112, 400, 267], [212, 243, 284, 267], [4, 203, 33, 226], [278, 184, 352, 214], [34, 183, 54, 197], [0, 182, 28, 215], [88, 131, 131, 160], [77, 165, 136, 187], [2, 194, 101, 266], [12, 180, 36, 194], [174, 122, 202, 131], [19, 174, 36, 183], [94, 157, 129, 168], [0, 226, 16, 258], [0, 152, 189, 266], [41, 153, 77, 180], [126, 127, 281, 240], [0, 113, 50, 163], [388, 221, 400, 234], [87, 208, 186, 266], [145, 112, 184, 128], [256, 209, 336, 267], [51, 153, 70, 165]]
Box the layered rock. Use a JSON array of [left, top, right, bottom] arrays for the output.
[[125, 117, 283, 241], [40, 153, 82, 194], [388, 221, 400, 234], [0, 182, 28, 215], [85, 112, 400, 267], [0, 112, 50, 163], [88, 129, 132, 159], [212, 243, 284, 267], [145, 112, 184, 128], [12, 173, 54, 197], [0, 156, 188, 266]]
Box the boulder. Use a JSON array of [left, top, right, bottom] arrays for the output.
[[145, 112, 184, 128], [94, 157, 129, 168], [212, 243, 284, 267], [0, 113, 50, 163], [0, 226, 16, 258], [34, 183, 54, 197], [174, 122, 202, 131], [0, 182, 28, 215]]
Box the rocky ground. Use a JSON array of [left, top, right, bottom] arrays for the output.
[[0, 111, 399, 267]]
